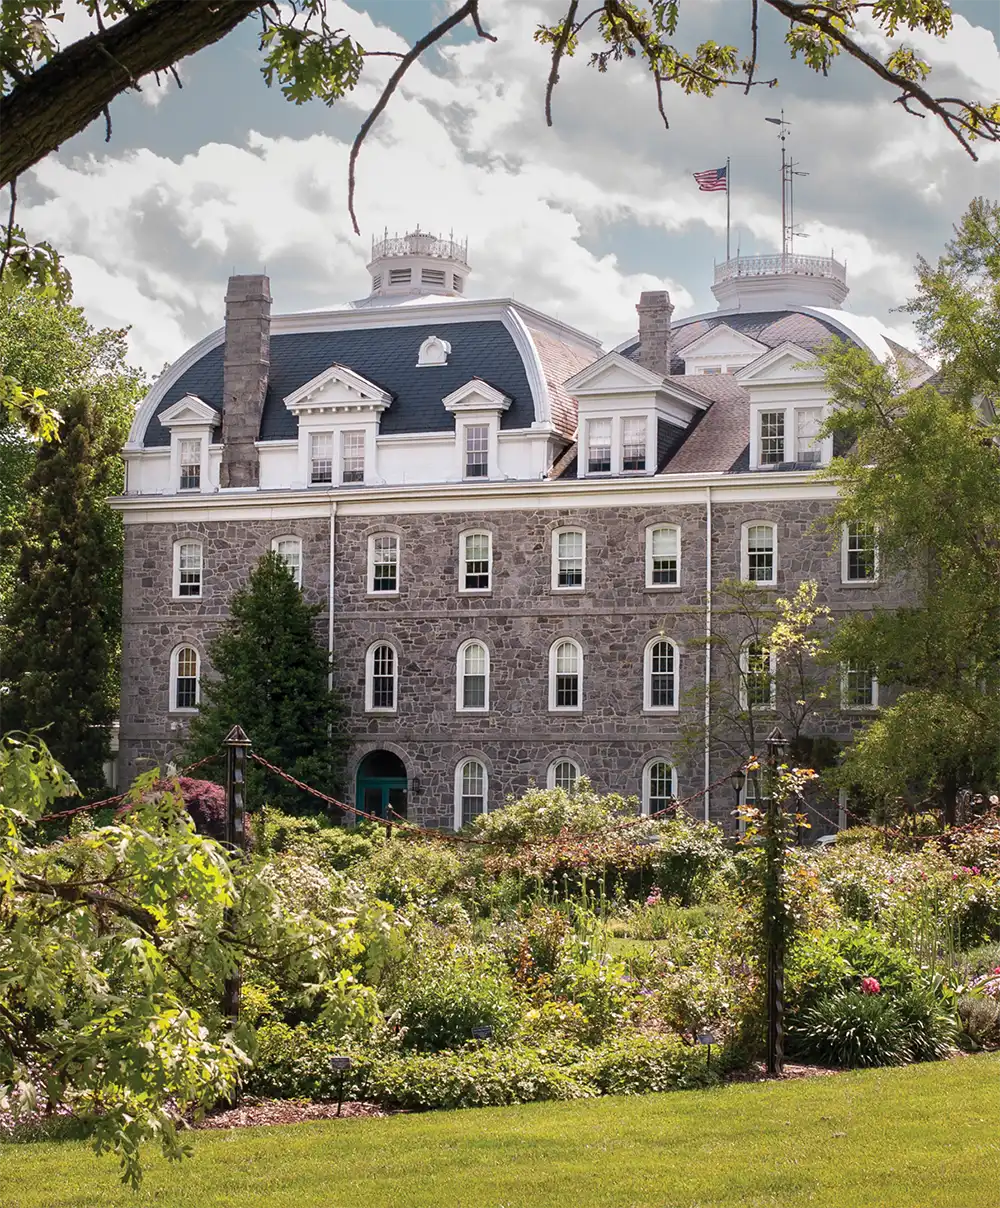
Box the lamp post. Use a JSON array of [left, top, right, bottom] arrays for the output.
[[730, 766, 745, 833], [764, 727, 790, 1077], [221, 725, 252, 1108]]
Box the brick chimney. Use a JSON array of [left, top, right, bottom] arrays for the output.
[[635, 290, 674, 377], [220, 274, 271, 488]]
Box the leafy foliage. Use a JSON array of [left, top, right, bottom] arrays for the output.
[[791, 990, 913, 1068]]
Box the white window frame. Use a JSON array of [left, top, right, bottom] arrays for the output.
[[548, 638, 583, 713], [751, 404, 833, 471], [340, 430, 366, 484], [547, 758, 582, 791], [367, 533, 400, 595], [621, 416, 648, 473], [177, 436, 203, 491], [585, 417, 613, 475], [271, 536, 303, 587], [309, 431, 335, 485], [741, 521, 777, 586], [795, 406, 824, 465], [454, 758, 489, 828], [841, 663, 879, 711], [169, 644, 200, 713], [645, 524, 681, 589], [172, 539, 203, 600], [551, 528, 586, 591], [456, 639, 490, 713], [459, 530, 492, 594], [642, 759, 678, 816], [758, 409, 786, 465], [643, 637, 680, 713], [365, 642, 398, 713], [463, 422, 490, 479], [841, 522, 879, 584], [739, 640, 777, 711]]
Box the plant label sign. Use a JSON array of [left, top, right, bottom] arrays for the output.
[[331, 1056, 353, 1071], [471, 1026, 493, 1040], [697, 1032, 716, 1046]]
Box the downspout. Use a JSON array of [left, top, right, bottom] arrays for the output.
[[703, 485, 713, 823], [328, 500, 337, 689]]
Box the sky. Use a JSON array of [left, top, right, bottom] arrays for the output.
[[8, 0, 1000, 375]]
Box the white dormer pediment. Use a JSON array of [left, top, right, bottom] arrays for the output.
[[442, 378, 511, 414], [283, 363, 392, 416], [157, 395, 220, 429], [680, 324, 767, 370], [564, 351, 666, 395], [735, 342, 821, 385], [417, 335, 451, 366]]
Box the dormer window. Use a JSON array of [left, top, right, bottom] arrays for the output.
[[622, 417, 647, 472], [341, 431, 365, 483], [157, 395, 219, 496], [464, 424, 489, 478], [796, 407, 823, 464], [587, 419, 612, 473], [701, 366, 722, 375], [310, 433, 334, 484], [759, 411, 785, 465], [417, 335, 451, 367], [178, 438, 201, 490]]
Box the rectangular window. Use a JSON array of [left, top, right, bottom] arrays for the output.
[[587, 419, 612, 474], [461, 762, 486, 825], [178, 438, 201, 490], [273, 537, 302, 587], [701, 366, 722, 375], [621, 417, 647, 472], [555, 530, 584, 589], [759, 411, 785, 465], [464, 424, 489, 478], [743, 644, 774, 709], [843, 663, 877, 710], [648, 526, 679, 587], [176, 541, 202, 598], [555, 647, 579, 709], [462, 532, 491, 591], [844, 522, 878, 583], [341, 431, 365, 483], [745, 524, 776, 584], [795, 407, 823, 464], [310, 432, 334, 484], [370, 535, 399, 593]]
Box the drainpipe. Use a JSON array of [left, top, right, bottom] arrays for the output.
[[703, 486, 713, 823], [328, 501, 337, 689]]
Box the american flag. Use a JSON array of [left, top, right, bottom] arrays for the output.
[[693, 166, 727, 192]]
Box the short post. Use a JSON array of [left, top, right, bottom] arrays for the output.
[[221, 725, 252, 1104], [331, 1056, 352, 1117], [764, 727, 790, 1077]]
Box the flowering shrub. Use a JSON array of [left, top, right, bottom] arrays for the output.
[[860, 977, 881, 995]]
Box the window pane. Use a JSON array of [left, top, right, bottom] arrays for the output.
[[795, 407, 823, 464], [274, 538, 301, 585], [555, 642, 580, 708], [177, 542, 202, 597], [587, 419, 612, 473], [744, 643, 772, 707], [311, 433, 334, 484], [175, 648, 198, 709], [371, 535, 398, 592], [846, 523, 877, 581], [179, 438, 201, 490], [650, 527, 678, 585], [552, 760, 579, 791], [556, 531, 584, 587], [371, 644, 395, 708], [463, 533, 490, 590], [746, 525, 775, 582], [622, 417, 646, 471], [462, 643, 487, 708], [465, 425, 488, 478], [759, 411, 785, 465], [342, 431, 365, 483], [648, 761, 674, 813], [461, 760, 486, 825], [649, 641, 675, 708], [844, 662, 875, 708]]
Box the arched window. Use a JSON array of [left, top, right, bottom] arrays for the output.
[[455, 758, 488, 827], [547, 759, 581, 792], [271, 536, 302, 587], [642, 760, 677, 816], [549, 639, 582, 712], [741, 522, 777, 585], [170, 645, 200, 712], [456, 640, 489, 711], [366, 643, 397, 712], [644, 638, 679, 712], [740, 640, 776, 710], [646, 524, 680, 588], [459, 530, 492, 592], [172, 539, 203, 599]]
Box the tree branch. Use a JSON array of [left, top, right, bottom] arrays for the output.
[[545, 1, 579, 127]]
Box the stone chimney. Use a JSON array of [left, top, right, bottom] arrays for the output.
[[635, 290, 674, 377], [220, 274, 271, 488]]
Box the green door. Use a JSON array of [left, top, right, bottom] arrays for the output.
[[356, 751, 408, 821]]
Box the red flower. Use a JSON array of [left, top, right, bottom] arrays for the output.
[[860, 977, 881, 995]]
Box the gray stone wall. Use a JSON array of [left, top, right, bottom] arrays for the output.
[[119, 496, 907, 827], [220, 275, 271, 488]]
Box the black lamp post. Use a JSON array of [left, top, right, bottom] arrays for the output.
[[763, 727, 789, 1076]]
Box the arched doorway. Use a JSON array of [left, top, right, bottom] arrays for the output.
[[355, 750, 407, 820]]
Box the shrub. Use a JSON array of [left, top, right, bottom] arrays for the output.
[[245, 1022, 372, 1100], [893, 983, 959, 1061], [262, 809, 382, 871], [549, 955, 634, 1042], [367, 1047, 594, 1110], [358, 839, 463, 908], [786, 925, 923, 1018], [472, 781, 632, 847], [789, 991, 912, 1068], [582, 1033, 718, 1094], [957, 995, 1000, 1047], [649, 815, 731, 905]]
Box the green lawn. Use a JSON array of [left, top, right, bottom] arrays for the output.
[[3, 1055, 998, 1208]]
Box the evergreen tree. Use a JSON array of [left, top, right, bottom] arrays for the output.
[[184, 552, 350, 811], [2, 390, 123, 791]]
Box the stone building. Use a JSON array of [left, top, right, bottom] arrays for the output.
[[114, 230, 927, 831]]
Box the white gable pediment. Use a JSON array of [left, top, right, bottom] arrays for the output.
[[735, 342, 821, 385], [680, 324, 767, 363], [283, 363, 392, 415], [563, 351, 666, 395], [442, 378, 511, 413], [157, 395, 220, 429]]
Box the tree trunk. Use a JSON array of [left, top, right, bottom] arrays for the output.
[[1, 1, 261, 188]]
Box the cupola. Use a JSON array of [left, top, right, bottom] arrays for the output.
[[366, 227, 470, 300]]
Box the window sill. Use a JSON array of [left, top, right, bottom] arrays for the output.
[[549, 707, 583, 715], [841, 579, 880, 588], [459, 588, 493, 596], [172, 594, 203, 602], [551, 586, 585, 594], [456, 708, 489, 715], [365, 708, 398, 715], [168, 708, 199, 717], [645, 583, 682, 592], [367, 590, 400, 598], [643, 707, 680, 715]]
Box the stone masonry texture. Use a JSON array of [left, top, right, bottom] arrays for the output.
[[120, 495, 908, 831], [220, 275, 271, 488]]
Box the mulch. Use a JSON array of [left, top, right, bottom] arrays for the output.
[[726, 1061, 841, 1082], [196, 1098, 389, 1129]]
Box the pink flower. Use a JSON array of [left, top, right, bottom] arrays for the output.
[[860, 977, 881, 995], [646, 887, 662, 907], [887, 876, 895, 884]]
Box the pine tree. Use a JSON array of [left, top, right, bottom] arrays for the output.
[[2, 390, 123, 792], [184, 551, 350, 811]]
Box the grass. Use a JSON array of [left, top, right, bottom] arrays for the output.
[[3, 1055, 997, 1208]]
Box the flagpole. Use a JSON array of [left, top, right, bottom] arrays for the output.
[[726, 156, 731, 262]]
